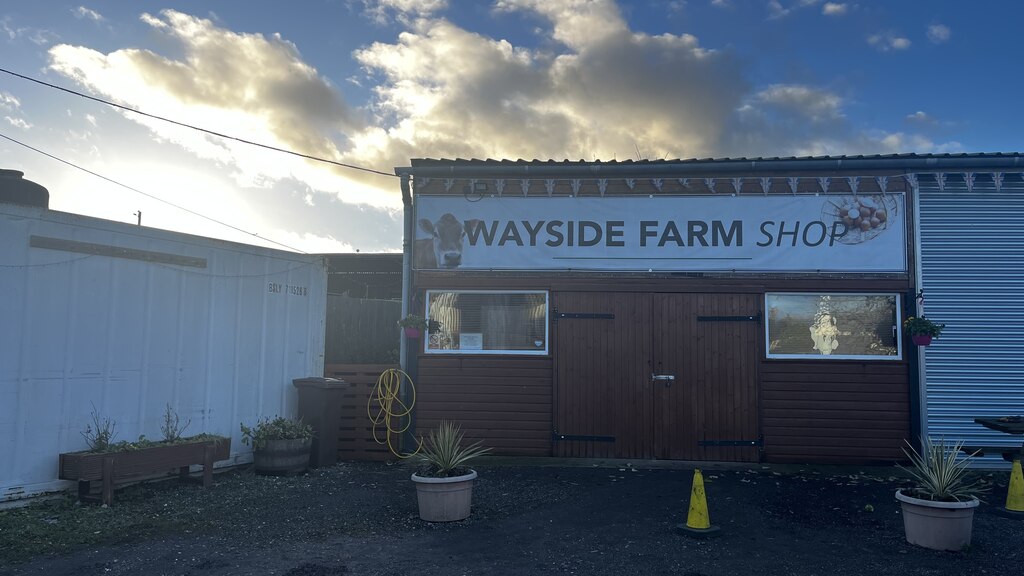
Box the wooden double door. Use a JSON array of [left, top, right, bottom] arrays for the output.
[[552, 292, 761, 462]]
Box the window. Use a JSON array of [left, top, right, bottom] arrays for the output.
[[424, 291, 548, 355], [765, 293, 901, 360]]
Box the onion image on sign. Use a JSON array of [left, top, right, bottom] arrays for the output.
[[822, 195, 898, 245]]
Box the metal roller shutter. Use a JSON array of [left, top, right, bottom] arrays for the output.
[[916, 173, 1024, 464]]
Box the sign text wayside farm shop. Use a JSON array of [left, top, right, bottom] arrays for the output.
[[413, 195, 907, 273]]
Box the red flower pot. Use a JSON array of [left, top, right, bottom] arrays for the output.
[[404, 326, 422, 339], [911, 334, 933, 346]]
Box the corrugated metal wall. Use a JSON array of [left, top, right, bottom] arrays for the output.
[[917, 173, 1024, 463], [0, 205, 327, 501]]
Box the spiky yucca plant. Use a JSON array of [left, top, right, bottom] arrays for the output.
[[898, 437, 987, 502], [415, 421, 492, 478]]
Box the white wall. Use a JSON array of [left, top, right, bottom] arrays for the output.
[[0, 204, 327, 501]]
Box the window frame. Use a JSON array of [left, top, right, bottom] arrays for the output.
[[423, 289, 550, 356], [764, 292, 903, 361]]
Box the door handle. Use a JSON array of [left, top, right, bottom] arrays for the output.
[[651, 373, 675, 387]]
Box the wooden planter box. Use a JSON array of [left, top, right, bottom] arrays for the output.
[[59, 437, 231, 506]]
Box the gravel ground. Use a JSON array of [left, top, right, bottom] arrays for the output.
[[0, 460, 1019, 576]]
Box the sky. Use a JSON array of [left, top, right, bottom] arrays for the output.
[[1, 0, 1021, 254]]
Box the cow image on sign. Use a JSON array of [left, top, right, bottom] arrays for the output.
[[416, 213, 482, 269]]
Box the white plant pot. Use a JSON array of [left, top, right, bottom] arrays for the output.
[[895, 489, 979, 551], [411, 470, 477, 522]]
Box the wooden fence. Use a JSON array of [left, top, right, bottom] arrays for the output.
[[325, 295, 401, 364], [325, 363, 401, 461]]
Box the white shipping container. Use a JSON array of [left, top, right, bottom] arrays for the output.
[[0, 204, 327, 502]]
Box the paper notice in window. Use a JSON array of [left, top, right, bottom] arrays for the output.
[[459, 333, 483, 350]]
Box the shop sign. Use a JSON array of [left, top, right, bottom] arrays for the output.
[[413, 194, 906, 273]]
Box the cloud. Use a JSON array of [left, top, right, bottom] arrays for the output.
[[46, 9, 393, 210], [668, 1, 687, 14], [264, 229, 355, 253], [40, 2, 956, 254], [927, 24, 950, 44], [767, 0, 819, 19], [868, 31, 910, 51], [360, 0, 448, 25], [710, 0, 730, 7], [905, 110, 936, 125], [767, 1, 790, 18], [751, 84, 843, 122], [871, 131, 961, 154], [1, 16, 58, 45], [0, 91, 21, 110], [356, 0, 745, 161], [4, 116, 31, 130], [73, 6, 105, 22], [822, 3, 847, 16]]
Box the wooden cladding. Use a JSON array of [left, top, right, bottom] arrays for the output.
[[415, 356, 553, 456], [407, 275, 913, 464], [324, 364, 400, 461], [760, 362, 910, 464]]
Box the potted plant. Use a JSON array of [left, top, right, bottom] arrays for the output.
[[398, 314, 441, 339], [903, 316, 945, 346], [411, 421, 491, 522], [895, 437, 987, 551], [59, 405, 231, 506], [241, 416, 314, 476]]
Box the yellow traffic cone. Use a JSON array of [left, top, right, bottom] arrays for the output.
[[1006, 458, 1024, 513], [675, 468, 721, 537]]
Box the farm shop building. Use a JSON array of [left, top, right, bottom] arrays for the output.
[[396, 154, 1024, 465]]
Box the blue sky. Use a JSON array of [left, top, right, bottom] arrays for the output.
[[1, 1, 1020, 253]]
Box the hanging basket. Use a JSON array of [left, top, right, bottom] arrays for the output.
[[404, 326, 422, 339], [911, 334, 933, 347]]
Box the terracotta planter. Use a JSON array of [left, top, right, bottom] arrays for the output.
[[911, 334, 933, 346], [411, 470, 477, 522], [403, 326, 422, 339], [895, 489, 979, 551], [59, 437, 231, 505], [253, 437, 312, 476]]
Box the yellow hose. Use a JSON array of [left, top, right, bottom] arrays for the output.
[[367, 368, 422, 458]]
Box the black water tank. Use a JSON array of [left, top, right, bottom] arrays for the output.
[[0, 169, 48, 208]]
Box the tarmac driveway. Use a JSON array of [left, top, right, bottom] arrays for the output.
[[0, 460, 1019, 575]]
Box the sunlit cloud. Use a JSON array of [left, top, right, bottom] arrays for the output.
[[35, 1, 958, 255], [46, 9, 395, 211], [357, 0, 743, 161]]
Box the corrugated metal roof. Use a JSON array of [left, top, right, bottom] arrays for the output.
[[411, 152, 1024, 166], [402, 153, 1024, 178]]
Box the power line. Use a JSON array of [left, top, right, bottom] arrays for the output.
[[0, 67, 397, 179], [0, 131, 308, 254]]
